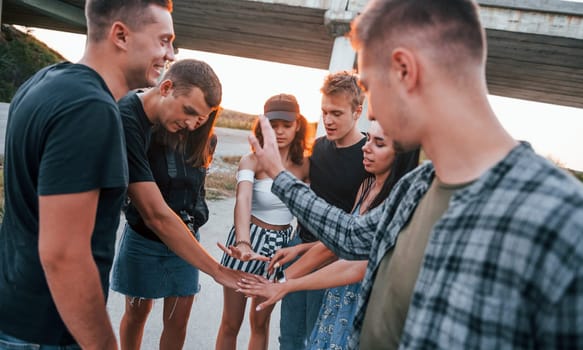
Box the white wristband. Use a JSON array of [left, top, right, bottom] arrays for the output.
[[236, 169, 255, 183]]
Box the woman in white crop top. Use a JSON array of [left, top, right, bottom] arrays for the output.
[[216, 94, 310, 350]]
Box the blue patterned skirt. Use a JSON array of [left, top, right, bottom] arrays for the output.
[[306, 282, 361, 350]]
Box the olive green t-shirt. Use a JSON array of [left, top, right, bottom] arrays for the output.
[[360, 178, 469, 349]]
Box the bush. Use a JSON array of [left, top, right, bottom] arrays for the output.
[[0, 25, 64, 102]]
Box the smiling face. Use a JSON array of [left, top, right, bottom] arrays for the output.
[[157, 84, 214, 133], [125, 4, 176, 89], [362, 121, 395, 176]]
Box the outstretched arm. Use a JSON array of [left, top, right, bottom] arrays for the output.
[[267, 242, 317, 273], [249, 116, 381, 260], [128, 182, 246, 289], [238, 259, 367, 311], [283, 242, 338, 279]]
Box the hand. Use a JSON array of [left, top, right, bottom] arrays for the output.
[[236, 276, 289, 311], [214, 265, 255, 290], [248, 115, 285, 178], [217, 242, 270, 262], [267, 246, 301, 275]]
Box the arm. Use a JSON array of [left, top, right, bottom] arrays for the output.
[[39, 191, 118, 350], [128, 182, 245, 289], [250, 116, 380, 260], [280, 181, 369, 277], [273, 171, 383, 260], [267, 242, 319, 273], [217, 155, 269, 261], [122, 103, 246, 288], [536, 273, 583, 348], [238, 259, 367, 311], [233, 160, 254, 248], [284, 242, 338, 279]]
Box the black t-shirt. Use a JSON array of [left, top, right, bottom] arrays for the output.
[[299, 136, 368, 242], [118, 92, 154, 232], [127, 132, 215, 242], [0, 62, 128, 345]]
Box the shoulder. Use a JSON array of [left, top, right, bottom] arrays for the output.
[[288, 156, 310, 181], [345, 135, 367, 152], [55, 63, 114, 103], [118, 92, 141, 118], [390, 161, 433, 199], [310, 137, 332, 160], [312, 136, 328, 151], [238, 153, 258, 171], [499, 145, 583, 213], [23, 63, 117, 116]]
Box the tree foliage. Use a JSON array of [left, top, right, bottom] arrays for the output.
[[0, 25, 65, 102]]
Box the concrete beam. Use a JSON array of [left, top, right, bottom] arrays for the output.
[[347, 0, 583, 17], [480, 2, 583, 39], [243, 0, 333, 9], [12, 0, 85, 27], [478, 0, 583, 16], [333, 0, 583, 40], [324, 8, 355, 36]]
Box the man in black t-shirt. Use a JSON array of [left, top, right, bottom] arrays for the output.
[[278, 71, 369, 350], [112, 59, 247, 349], [0, 1, 175, 348]]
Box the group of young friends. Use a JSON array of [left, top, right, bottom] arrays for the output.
[[1, 0, 582, 350]]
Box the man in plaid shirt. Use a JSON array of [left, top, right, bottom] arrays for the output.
[[245, 0, 583, 349]]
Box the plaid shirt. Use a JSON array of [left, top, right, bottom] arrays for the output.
[[272, 142, 583, 349]]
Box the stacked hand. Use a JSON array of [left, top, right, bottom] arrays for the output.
[[266, 245, 302, 275], [215, 266, 256, 290], [217, 242, 270, 262], [236, 275, 289, 311]]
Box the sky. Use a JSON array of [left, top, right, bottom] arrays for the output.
[[25, 27, 583, 171]]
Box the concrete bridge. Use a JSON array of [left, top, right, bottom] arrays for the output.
[[1, 0, 582, 109]]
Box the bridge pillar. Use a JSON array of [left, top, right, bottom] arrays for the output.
[[328, 36, 355, 72], [325, 0, 357, 72], [0, 0, 3, 27]]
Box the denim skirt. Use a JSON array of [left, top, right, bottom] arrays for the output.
[[110, 224, 201, 299]]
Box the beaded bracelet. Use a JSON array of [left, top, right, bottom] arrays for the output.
[[234, 240, 253, 249]]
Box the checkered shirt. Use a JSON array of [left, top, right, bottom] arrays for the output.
[[272, 142, 583, 349]]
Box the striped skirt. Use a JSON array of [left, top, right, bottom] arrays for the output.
[[220, 222, 292, 278]]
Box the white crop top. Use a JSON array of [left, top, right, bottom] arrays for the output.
[[237, 170, 293, 225]]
